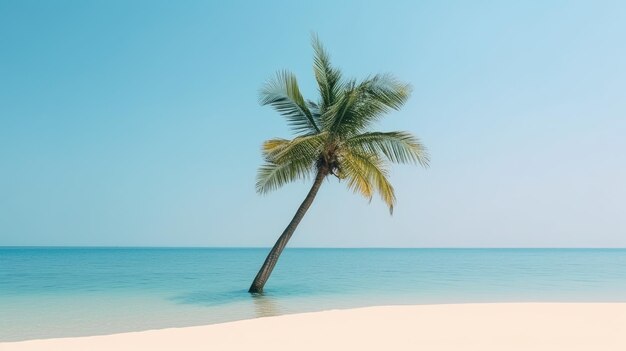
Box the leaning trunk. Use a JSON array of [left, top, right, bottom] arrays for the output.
[[249, 169, 327, 293]]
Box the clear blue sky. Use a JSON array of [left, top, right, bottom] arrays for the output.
[[1, 1, 624, 247]]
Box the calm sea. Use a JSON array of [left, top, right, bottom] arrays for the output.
[[1, 247, 625, 341]]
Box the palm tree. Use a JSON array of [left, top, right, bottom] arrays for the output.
[[249, 35, 429, 293]]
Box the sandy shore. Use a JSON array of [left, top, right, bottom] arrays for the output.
[[2, 303, 625, 351]]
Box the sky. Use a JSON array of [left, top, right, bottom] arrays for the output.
[[1, 0, 625, 247]]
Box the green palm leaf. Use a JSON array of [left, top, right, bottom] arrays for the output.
[[260, 70, 321, 134], [256, 160, 312, 194], [327, 74, 411, 135], [347, 131, 430, 167], [311, 34, 343, 113]]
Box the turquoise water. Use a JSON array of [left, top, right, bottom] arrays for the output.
[[1, 248, 625, 341]]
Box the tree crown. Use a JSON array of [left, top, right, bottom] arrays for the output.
[[257, 35, 429, 214]]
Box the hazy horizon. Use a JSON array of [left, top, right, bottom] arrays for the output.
[[2, 1, 625, 247], [2, 246, 625, 250]]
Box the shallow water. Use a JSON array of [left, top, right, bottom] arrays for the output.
[[1, 247, 625, 341]]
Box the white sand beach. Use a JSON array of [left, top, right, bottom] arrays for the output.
[[2, 303, 625, 351]]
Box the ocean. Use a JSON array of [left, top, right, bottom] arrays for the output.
[[1, 247, 625, 341]]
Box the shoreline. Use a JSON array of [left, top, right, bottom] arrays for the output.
[[2, 303, 625, 350]]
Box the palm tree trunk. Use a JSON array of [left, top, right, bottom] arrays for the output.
[[249, 168, 327, 293]]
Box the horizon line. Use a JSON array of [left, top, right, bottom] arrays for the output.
[[1, 246, 624, 249]]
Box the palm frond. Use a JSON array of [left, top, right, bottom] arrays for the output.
[[261, 138, 290, 158], [257, 133, 327, 194], [328, 74, 411, 135], [260, 70, 321, 134], [340, 151, 396, 213], [347, 131, 430, 167], [263, 133, 326, 162], [311, 34, 343, 113], [256, 160, 314, 194], [338, 151, 373, 199], [319, 80, 357, 132], [307, 100, 321, 126]]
